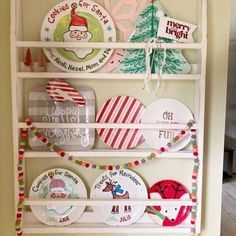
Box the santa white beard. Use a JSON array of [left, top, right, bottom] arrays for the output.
[[63, 31, 93, 59]]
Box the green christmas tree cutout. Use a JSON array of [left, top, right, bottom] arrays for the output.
[[114, 0, 191, 74]]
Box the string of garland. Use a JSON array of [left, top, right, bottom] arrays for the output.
[[24, 118, 194, 170], [15, 129, 27, 236], [190, 129, 199, 236], [16, 118, 198, 236]]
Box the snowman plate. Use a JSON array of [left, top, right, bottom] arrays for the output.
[[29, 168, 87, 226], [141, 98, 194, 151], [147, 180, 191, 226], [90, 169, 147, 226], [41, 0, 116, 72]]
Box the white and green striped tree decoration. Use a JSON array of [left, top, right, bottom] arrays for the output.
[[115, 0, 191, 74]]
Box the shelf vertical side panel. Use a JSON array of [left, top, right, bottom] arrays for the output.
[[195, 0, 207, 234], [10, 0, 24, 215]]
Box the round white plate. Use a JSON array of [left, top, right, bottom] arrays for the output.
[[41, 0, 116, 72], [29, 168, 87, 226], [90, 169, 147, 226], [141, 98, 194, 151]]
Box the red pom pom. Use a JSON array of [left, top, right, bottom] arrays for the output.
[[191, 220, 195, 225], [134, 161, 139, 166], [85, 163, 90, 168], [193, 152, 198, 156], [108, 166, 113, 171], [26, 119, 32, 126], [42, 138, 47, 143], [19, 172, 24, 177], [160, 147, 165, 152], [18, 150, 24, 155], [60, 152, 65, 158], [181, 130, 186, 135]]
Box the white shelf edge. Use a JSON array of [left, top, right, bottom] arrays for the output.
[[15, 41, 202, 49], [17, 72, 201, 80], [23, 224, 191, 234], [23, 212, 191, 234], [18, 122, 198, 129], [24, 150, 193, 158], [24, 198, 194, 206]]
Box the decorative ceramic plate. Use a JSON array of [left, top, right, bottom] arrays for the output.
[[141, 98, 194, 151], [28, 82, 95, 151], [90, 169, 147, 226], [41, 0, 116, 72], [29, 168, 87, 226], [96, 96, 146, 149], [147, 180, 191, 226]]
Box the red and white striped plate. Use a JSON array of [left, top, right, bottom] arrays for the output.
[[96, 96, 146, 149], [46, 79, 86, 107]]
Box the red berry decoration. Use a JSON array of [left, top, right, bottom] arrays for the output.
[[108, 165, 113, 171], [85, 163, 90, 168]]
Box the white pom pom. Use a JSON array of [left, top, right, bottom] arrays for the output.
[[156, 10, 164, 18]]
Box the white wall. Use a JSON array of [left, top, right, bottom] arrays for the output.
[[225, 0, 236, 172]]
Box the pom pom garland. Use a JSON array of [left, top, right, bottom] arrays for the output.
[[15, 129, 27, 236], [190, 129, 200, 235], [15, 119, 198, 236], [24, 118, 194, 170]]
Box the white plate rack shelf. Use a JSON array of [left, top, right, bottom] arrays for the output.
[[10, 0, 207, 235]]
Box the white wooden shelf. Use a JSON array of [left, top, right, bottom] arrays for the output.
[[17, 72, 201, 80], [18, 122, 198, 130], [23, 212, 191, 234], [24, 198, 193, 206], [24, 150, 194, 158], [15, 41, 202, 50], [11, 0, 207, 234]]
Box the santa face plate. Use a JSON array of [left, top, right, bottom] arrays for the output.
[[41, 0, 116, 72], [29, 168, 87, 226], [90, 169, 147, 226], [147, 180, 191, 226]]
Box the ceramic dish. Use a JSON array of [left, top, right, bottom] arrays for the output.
[[41, 0, 116, 72], [147, 179, 191, 226], [28, 83, 95, 151], [29, 168, 87, 226], [90, 169, 147, 226], [141, 98, 194, 151], [96, 95, 146, 149]]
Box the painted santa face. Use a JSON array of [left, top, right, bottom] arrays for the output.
[[63, 30, 93, 59], [45, 180, 72, 216], [70, 30, 88, 40]]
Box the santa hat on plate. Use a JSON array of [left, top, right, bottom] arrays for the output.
[[50, 179, 65, 192], [69, 3, 88, 32]]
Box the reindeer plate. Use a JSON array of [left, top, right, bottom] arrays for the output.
[[41, 0, 116, 72], [147, 180, 191, 226], [90, 169, 147, 226], [29, 168, 87, 226]]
